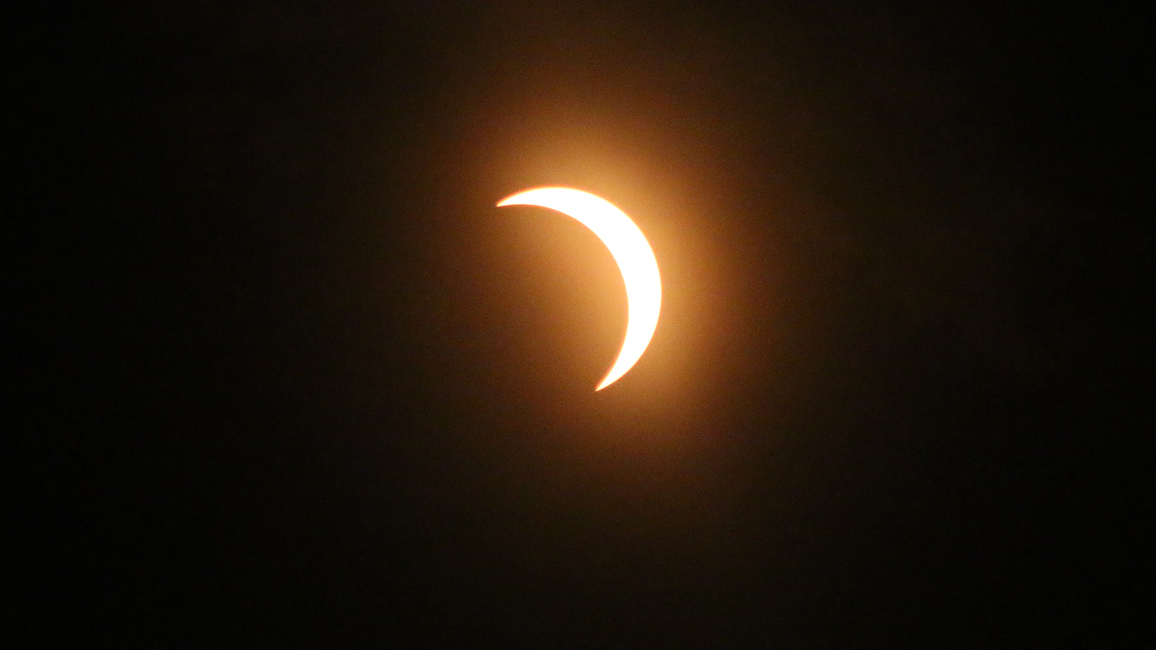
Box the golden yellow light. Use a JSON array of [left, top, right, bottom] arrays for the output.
[[497, 187, 662, 391]]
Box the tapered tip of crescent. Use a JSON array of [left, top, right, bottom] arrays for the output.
[[594, 372, 623, 392], [496, 189, 542, 207]]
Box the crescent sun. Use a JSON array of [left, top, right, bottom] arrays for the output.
[[497, 187, 662, 391]]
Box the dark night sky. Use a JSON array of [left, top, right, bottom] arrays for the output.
[[17, 1, 1147, 647]]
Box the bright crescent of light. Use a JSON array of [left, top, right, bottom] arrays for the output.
[[497, 187, 661, 391]]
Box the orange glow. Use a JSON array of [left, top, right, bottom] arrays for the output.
[[497, 187, 662, 391]]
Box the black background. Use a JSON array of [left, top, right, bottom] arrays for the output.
[[17, 1, 1148, 646]]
